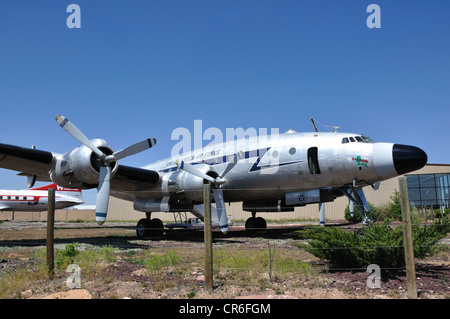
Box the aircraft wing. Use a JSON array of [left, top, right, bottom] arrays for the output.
[[0, 142, 160, 191], [0, 143, 54, 182]]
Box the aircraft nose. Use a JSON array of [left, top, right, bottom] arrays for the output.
[[393, 144, 428, 175]]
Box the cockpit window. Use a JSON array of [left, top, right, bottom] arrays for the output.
[[342, 135, 374, 144], [360, 135, 373, 142]]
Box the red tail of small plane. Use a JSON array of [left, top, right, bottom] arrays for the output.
[[30, 183, 82, 192]]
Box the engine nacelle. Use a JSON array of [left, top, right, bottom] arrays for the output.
[[165, 164, 212, 202], [50, 139, 118, 189]]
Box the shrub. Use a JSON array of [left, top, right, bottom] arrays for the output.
[[344, 202, 378, 223], [387, 190, 403, 220], [344, 190, 414, 223], [296, 218, 449, 269], [55, 243, 79, 269], [433, 207, 450, 219]]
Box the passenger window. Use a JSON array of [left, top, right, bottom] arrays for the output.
[[349, 137, 355, 142], [342, 137, 349, 144]]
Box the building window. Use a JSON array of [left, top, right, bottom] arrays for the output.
[[406, 173, 450, 208]]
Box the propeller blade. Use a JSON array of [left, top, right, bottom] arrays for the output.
[[27, 175, 37, 189], [96, 165, 111, 225], [219, 150, 244, 178], [107, 138, 157, 163], [55, 115, 104, 159], [212, 188, 228, 234], [176, 160, 216, 184]]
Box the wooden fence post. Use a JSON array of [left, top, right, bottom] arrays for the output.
[[203, 182, 213, 291], [398, 177, 418, 299], [47, 187, 55, 279]]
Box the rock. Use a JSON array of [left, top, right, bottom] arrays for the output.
[[132, 268, 148, 277], [42, 289, 93, 299], [21, 289, 33, 298]]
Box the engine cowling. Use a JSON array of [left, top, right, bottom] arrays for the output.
[[162, 164, 213, 202], [50, 139, 118, 189]]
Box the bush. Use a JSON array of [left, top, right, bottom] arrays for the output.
[[344, 202, 378, 223], [433, 207, 450, 219], [387, 190, 403, 220], [344, 190, 414, 223], [55, 243, 79, 269], [296, 218, 449, 269]]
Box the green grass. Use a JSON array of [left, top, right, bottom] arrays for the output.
[[144, 250, 182, 272]]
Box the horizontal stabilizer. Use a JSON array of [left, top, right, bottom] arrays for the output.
[[30, 183, 82, 192]]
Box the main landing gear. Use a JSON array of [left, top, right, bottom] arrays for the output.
[[136, 213, 164, 239], [245, 212, 267, 231]]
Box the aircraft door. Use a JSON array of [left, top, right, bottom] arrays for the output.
[[307, 147, 321, 175]]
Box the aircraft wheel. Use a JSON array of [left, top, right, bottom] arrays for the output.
[[245, 217, 257, 230], [148, 218, 164, 239], [136, 218, 150, 239], [136, 218, 164, 239], [245, 217, 267, 231], [255, 217, 267, 229]]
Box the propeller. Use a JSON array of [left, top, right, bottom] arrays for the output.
[[176, 151, 244, 234], [55, 115, 156, 225]]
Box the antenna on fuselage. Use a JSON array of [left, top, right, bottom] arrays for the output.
[[310, 117, 339, 132], [310, 117, 318, 132]]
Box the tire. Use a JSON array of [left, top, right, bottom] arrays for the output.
[[255, 217, 267, 229], [136, 218, 150, 239], [148, 218, 164, 239], [245, 217, 257, 230]]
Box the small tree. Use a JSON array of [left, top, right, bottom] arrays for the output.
[[387, 190, 403, 220]]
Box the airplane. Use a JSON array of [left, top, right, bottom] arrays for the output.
[[0, 115, 427, 238], [0, 183, 84, 212]]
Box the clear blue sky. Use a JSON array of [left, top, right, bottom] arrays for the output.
[[1, 1, 449, 204]]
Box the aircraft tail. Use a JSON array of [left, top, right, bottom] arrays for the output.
[[30, 183, 82, 193]]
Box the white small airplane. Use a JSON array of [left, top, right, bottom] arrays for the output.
[[0, 115, 427, 238], [0, 183, 84, 211]]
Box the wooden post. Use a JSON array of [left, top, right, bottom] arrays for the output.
[[398, 177, 418, 299], [203, 182, 213, 291], [47, 187, 55, 279]]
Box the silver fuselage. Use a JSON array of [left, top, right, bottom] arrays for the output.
[[125, 131, 398, 206]]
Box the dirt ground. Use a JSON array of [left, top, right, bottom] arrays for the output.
[[0, 220, 448, 300]]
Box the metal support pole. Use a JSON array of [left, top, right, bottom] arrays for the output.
[[47, 187, 55, 279], [398, 177, 417, 299], [203, 182, 213, 291]]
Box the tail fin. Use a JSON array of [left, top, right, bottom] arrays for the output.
[[30, 183, 82, 192]]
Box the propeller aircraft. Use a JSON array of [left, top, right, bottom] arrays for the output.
[[0, 116, 427, 238]]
